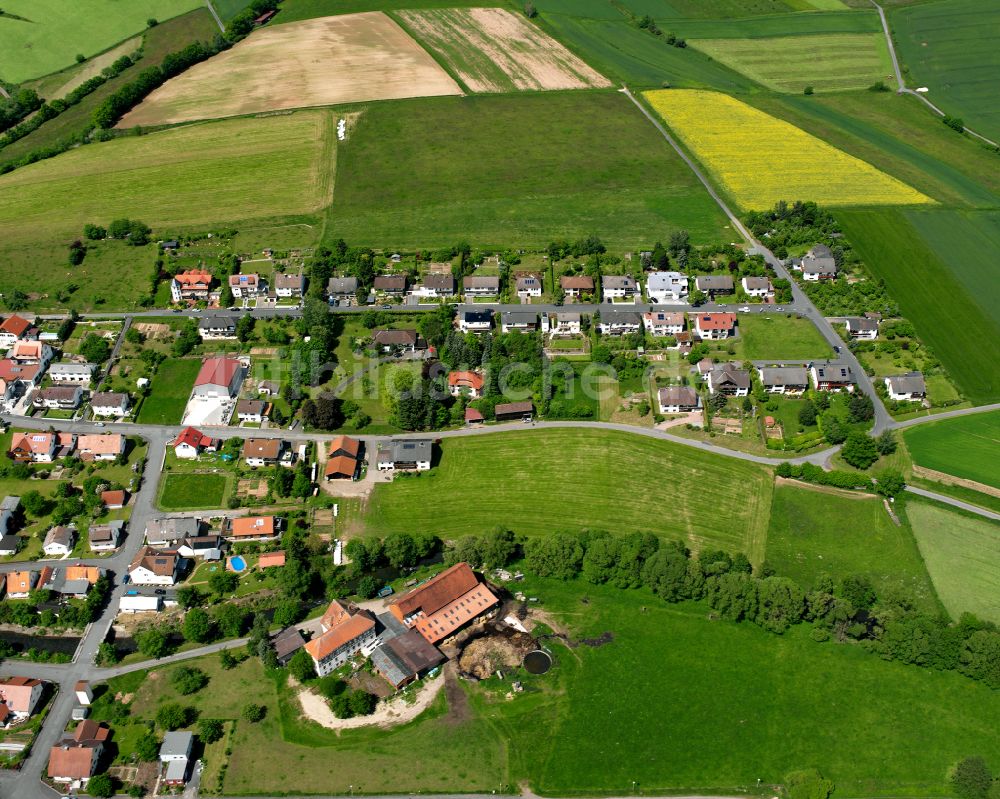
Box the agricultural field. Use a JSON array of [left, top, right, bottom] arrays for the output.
[[907, 499, 1000, 624], [0, 111, 333, 247], [278, 0, 498, 23], [890, 0, 1000, 145], [643, 89, 933, 210], [119, 12, 462, 127], [135, 358, 203, 425], [689, 33, 893, 93], [664, 9, 879, 38], [27, 36, 143, 100], [396, 8, 608, 92], [364, 429, 774, 565], [837, 209, 1000, 405], [765, 482, 940, 613], [903, 411, 1000, 490], [0, 0, 202, 83], [327, 91, 731, 249]]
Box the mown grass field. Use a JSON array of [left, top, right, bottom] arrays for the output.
[[903, 411, 1000, 489], [644, 89, 932, 210], [690, 33, 893, 93], [891, 0, 1000, 145], [135, 358, 202, 425], [907, 499, 1000, 624], [737, 313, 830, 360], [765, 482, 940, 613], [327, 92, 731, 250], [663, 9, 878, 37], [0, 111, 332, 246], [277, 0, 498, 23], [365, 429, 774, 565], [493, 577, 1000, 796], [0, 0, 202, 82], [837, 209, 1000, 404], [158, 473, 229, 511]]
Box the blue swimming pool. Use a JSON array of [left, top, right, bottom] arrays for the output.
[[229, 556, 247, 572]]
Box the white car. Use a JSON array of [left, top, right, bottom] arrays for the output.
[[738, 306, 751, 312]]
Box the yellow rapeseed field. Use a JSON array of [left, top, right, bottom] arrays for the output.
[[644, 89, 933, 209]]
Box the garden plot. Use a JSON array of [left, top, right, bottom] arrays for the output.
[[397, 7, 609, 92], [118, 12, 462, 127]]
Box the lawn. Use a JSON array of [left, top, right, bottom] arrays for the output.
[[158, 473, 230, 511], [902, 410, 1000, 489], [135, 358, 202, 425], [906, 498, 1000, 624], [765, 482, 940, 613], [837, 209, 1000, 404], [890, 0, 1000, 145], [326, 91, 732, 250], [0, 111, 333, 247], [0, 0, 203, 82], [365, 429, 774, 566], [737, 313, 830, 360], [643, 89, 933, 210], [691, 33, 893, 94]]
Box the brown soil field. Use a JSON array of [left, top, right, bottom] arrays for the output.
[[397, 7, 610, 93], [118, 12, 462, 127]]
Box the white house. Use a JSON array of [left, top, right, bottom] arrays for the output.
[[693, 313, 737, 340], [516, 276, 542, 299], [411, 275, 455, 298], [48, 363, 95, 384], [643, 311, 685, 337], [657, 386, 700, 414], [463, 276, 500, 298], [501, 311, 538, 333], [457, 309, 492, 334], [9, 340, 52, 368], [552, 313, 581, 336], [43, 526, 75, 556], [229, 273, 264, 298], [76, 434, 125, 461], [757, 366, 809, 395], [706, 364, 751, 397], [601, 275, 638, 301], [845, 317, 879, 340], [90, 391, 130, 417], [811, 361, 856, 392], [304, 601, 378, 677], [274, 272, 305, 298], [33, 386, 83, 410], [885, 372, 926, 402], [198, 316, 236, 340], [376, 440, 432, 471], [741, 276, 771, 298], [119, 594, 161, 613], [192, 357, 243, 399], [88, 520, 124, 552], [0, 677, 44, 722], [0, 315, 34, 350], [170, 427, 217, 459], [597, 311, 641, 336], [646, 271, 688, 303], [128, 547, 179, 585], [799, 245, 838, 281]]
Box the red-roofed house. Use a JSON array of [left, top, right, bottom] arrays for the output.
[[171, 270, 213, 302], [389, 562, 499, 644], [0, 315, 34, 349], [258, 551, 285, 569], [0, 359, 41, 388], [171, 427, 218, 459], [0, 677, 44, 723], [193, 357, 243, 399], [223, 516, 281, 541], [465, 407, 484, 426], [447, 371, 485, 399], [101, 490, 127, 509], [304, 601, 377, 676], [693, 313, 737, 340]]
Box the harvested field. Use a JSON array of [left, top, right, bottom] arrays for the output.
[[397, 8, 609, 92], [119, 12, 462, 127], [41, 36, 142, 100]]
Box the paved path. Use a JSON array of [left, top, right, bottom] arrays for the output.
[[204, 0, 225, 33], [891, 402, 1000, 429], [870, 0, 1000, 149], [904, 486, 1000, 521]]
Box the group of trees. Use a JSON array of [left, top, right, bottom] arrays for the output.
[[0, 573, 110, 630], [0, 86, 42, 133], [776, 461, 904, 497], [345, 531, 440, 598], [951, 756, 1000, 799], [225, 0, 280, 40], [315, 675, 377, 719]]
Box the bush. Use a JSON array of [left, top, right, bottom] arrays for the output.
[[841, 431, 878, 470], [135, 732, 160, 761], [171, 666, 208, 695], [951, 757, 992, 799], [288, 648, 316, 682], [242, 703, 266, 723], [785, 768, 834, 799], [156, 703, 192, 731], [943, 115, 965, 133], [88, 773, 114, 797], [199, 718, 224, 744]]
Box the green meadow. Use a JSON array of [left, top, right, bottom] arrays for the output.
[[135, 358, 202, 425], [903, 410, 1000, 489]]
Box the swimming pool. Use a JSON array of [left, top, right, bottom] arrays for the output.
[[228, 555, 247, 573]]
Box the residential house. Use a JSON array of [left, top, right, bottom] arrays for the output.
[[304, 600, 378, 676], [501, 311, 538, 333], [551, 313, 581, 336], [694, 275, 734, 297], [100, 490, 126, 509], [170, 270, 213, 302], [0, 376, 18, 412], [129, 547, 179, 585], [457, 309, 493, 334], [371, 628, 446, 690], [90, 391, 130, 418], [657, 386, 701, 414], [48, 363, 95, 384], [326, 276, 359, 303], [462, 276, 500, 298], [372, 329, 422, 353], [411, 274, 455, 299], [845, 317, 879, 340], [643, 311, 685, 337], [170, 426, 217, 459], [272, 626, 305, 666], [376, 439, 432, 471], [885, 372, 927, 402], [192, 357, 243, 399], [811, 360, 856, 392], [223, 516, 281, 542], [388, 562, 499, 645], [274, 271, 305, 298], [707, 363, 751, 396], [464, 407, 484, 426], [741, 276, 772, 298], [597, 310, 642, 336], [8, 432, 61, 462], [559, 275, 594, 298], [242, 437, 283, 467], [447, 371, 485, 398], [494, 401, 534, 422], [325, 435, 362, 480], [257, 380, 280, 397], [88, 520, 124, 552], [159, 731, 193, 786], [198, 316, 236, 340], [646, 271, 688, 303], [33, 386, 83, 410], [374, 275, 407, 296], [0, 315, 34, 350], [48, 720, 109, 783], [0, 360, 41, 395], [0, 496, 20, 536], [75, 682, 93, 707], [693, 313, 737, 340], [236, 400, 270, 424], [228, 273, 264, 298], [176, 535, 223, 560], [43, 526, 76, 556], [10, 340, 52, 368], [76, 434, 125, 461], [0, 677, 44, 723], [800, 245, 838, 281], [757, 366, 809, 395], [145, 517, 200, 549], [119, 594, 162, 613], [516, 275, 542, 299], [601, 275, 637, 301]]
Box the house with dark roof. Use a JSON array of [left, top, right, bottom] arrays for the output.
[[707, 363, 751, 397], [33, 386, 83, 410], [494, 401, 534, 422], [757, 366, 809, 395], [885, 372, 926, 402], [376, 440, 432, 471], [516, 275, 542, 298], [236, 399, 270, 424], [274, 271, 305, 298], [811, 360, 856, 392], [657, 386, 700, 414], [371, 629, 446, 689], [372, 328, 422, 353], [327, 276, 359, 300], [694, 275, 734, 297], [559, 274, 594, 298], [601, 275, 637, 300], [463, 275, 500, 297], [242, 438, 284, 467], [596, 310, 641, 336], [374, 275, 407, 296], [412, 274, 455, 298], [845, 317, 879, 340], [458, 309, 493, 334], [90, 391, 130, 417], [501, 311, 538, 333], [198, 316, 236, 340], [129, 547, 180, 585], [800, 245, 838, 281]]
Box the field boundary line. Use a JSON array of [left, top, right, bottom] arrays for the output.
[[386, 10, 471, 95], [911, 465, 1000, 498], [905, 486, 1000, 521], [317, 109, 338, 243], [205, 0, 225, 33]]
